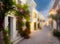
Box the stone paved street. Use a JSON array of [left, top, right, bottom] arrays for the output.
[[17, 25, 60, 44]]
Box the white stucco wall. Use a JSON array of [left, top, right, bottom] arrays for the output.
[[20, 0, 27, 4], [16, 0, 37, 31], [53, 20, 56, 29], [4, 15, 18, 42], [25, 0, 37, 31]]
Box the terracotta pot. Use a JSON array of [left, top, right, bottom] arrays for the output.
[[58, 37, 60, 41]]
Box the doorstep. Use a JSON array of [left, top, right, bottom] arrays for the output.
[[12, 36, 24, 44]]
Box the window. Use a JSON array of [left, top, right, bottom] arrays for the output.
[[34, 12, 36, 18]]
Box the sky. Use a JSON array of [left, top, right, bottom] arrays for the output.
[[34, 0, 54, 20]]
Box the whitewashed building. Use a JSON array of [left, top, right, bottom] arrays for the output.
[[20, 0, 38, 31], [38, 13, 45, 28], [26, 0, 38, 31], [4, 0, 37, 43], [30, 9, 38, 31], [49, 0, 60, 30], [4, 11, 22, 44]]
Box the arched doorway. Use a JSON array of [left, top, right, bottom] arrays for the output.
[[4, 15, 20, 42]]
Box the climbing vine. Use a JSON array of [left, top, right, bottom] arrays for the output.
[[0, 0, 30, 44]]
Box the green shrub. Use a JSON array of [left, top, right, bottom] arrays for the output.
[[53, 29, 60, 37], [3, 29, 11, 44], [19, 21, 31, 39]]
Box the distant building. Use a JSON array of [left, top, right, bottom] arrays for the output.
[[38, 13, 45, 28], [49, 0, 60, 30], [52, 0, 60, 10], [30, 9, 38, 31], [50, 0, 60, 12]]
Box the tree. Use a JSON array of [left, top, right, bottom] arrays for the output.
[[49, 8, 60, 31], [0, 0, 14, 44], [0, 0, 30, 44], [15, 4, 30, 38], [56, 8, 60, 31], [0, 0, 13, 30]]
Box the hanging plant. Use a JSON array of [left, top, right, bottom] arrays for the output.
[[16, 16, 24, 36], [15, 4, 30, 38]]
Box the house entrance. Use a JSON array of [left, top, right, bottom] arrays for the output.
[[34, 22, 36, 30], [5, 16, 20, 42], [8, 17, 13, 39]]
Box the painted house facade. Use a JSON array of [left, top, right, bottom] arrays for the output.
[[20, 0, 38, 31], [49, 0, 60, 31], [4, 0, 37, 43], [38, 13, 45, 28], [26, 0, 38, 31], [4, 11, 21, 43]]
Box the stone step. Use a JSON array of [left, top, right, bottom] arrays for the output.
[[12, 36, 24, 44]]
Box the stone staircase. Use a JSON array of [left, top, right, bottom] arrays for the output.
[[12, 36, 24, 44]]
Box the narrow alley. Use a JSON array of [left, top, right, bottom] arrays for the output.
[[17, 25, 60, 44]]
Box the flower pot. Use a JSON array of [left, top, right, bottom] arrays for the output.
[[58, 37, 60, 41], [24, 35, 30, 39]]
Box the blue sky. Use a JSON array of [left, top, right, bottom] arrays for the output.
[[34, 0, 54, 20]]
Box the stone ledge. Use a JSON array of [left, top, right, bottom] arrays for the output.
[[12, 37, 24, 44]]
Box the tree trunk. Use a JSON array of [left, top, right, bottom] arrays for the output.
[[58, 19, 60, 32], [51, 21, 53, 29], [59, 19, 60, 32], [56, 20, 58, 31]]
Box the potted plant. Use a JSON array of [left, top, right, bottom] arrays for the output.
[[53, 29, 60, 41], [23, 21, 30, 39]]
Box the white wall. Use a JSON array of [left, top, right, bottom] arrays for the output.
[[4, 15, 18, 42], [20, 0, 27, 4], [17, 0, 37, 31], [53, 20, 56, 29]]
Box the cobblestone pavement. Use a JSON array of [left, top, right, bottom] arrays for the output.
[[17, 25, 60, 44]]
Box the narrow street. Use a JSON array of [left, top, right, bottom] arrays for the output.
[[17, 25, 60, 44], [0, 0, 60, 44]]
